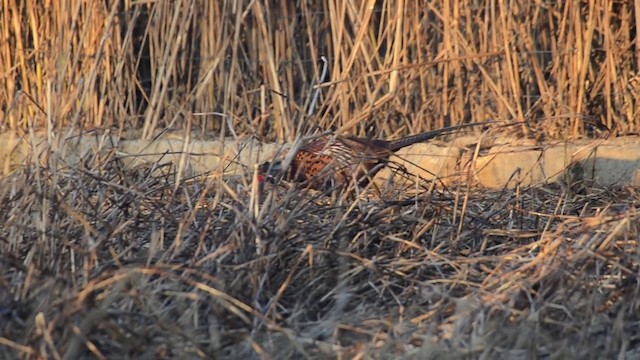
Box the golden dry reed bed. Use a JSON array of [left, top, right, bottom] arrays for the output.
[[1, 0, 640, 358]]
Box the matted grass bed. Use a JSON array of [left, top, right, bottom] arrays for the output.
[[1, 157, 639, 359]]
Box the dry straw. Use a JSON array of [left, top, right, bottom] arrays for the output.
[[1, 0, 640, 358], [2, 1, 638, 137]]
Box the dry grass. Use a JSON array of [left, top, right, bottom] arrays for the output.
[[2, 0, 640, 358], [1, 153, 639, 358], [2, 1, 639, 139]]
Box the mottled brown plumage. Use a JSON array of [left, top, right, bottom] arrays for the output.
[[259, 122, 491, 190]]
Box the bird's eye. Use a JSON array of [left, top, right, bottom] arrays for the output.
[[258, 160, 284, 179], [259, 162, 270, 173]]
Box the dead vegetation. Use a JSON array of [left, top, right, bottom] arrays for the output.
[[1, 155, 639, 358], [2, 1, 639, 138], [2, 0, 640, 359]]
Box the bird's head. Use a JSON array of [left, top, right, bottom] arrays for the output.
[[257, 160, 284, 183]]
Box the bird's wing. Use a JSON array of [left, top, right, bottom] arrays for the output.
[[299, 136, 330, 153]]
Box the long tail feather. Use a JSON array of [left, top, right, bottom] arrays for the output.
[[385, 121, 494, 152]]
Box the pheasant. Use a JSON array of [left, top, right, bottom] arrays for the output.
[[258, 121, 493, 190]]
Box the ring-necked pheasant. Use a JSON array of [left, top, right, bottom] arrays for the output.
[[258, 121, 493, 190]]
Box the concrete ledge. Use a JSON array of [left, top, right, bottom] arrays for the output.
[[2, 130, 640, 189], [375, 143, 464, 187], [474, 138, 640, 188]]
